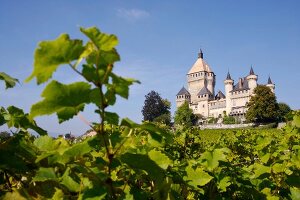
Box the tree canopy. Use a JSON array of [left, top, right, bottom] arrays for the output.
[[174, 101, 198, 126], [142, 91, 171, 124], [246, 85, 279, 123], [278, 102, 292, 122]]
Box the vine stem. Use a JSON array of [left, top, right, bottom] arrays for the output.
[[93, 51, 116, 198], [4, 171, 12, 191]]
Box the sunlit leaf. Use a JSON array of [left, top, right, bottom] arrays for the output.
[[199, 148, 231, 171], [290, 187, 300, 200], [61, 168, 80, 192], [80, 27, 118, 51], [32, 167, 57, 182], [218, 176, 231, 192], [253, 163, 271, 178], [30, 80, 92, 123], [26, 34, 84, 84], [2, 106, 47, 135], [148, 149, 172, 170], [184, 166, 213, 187]]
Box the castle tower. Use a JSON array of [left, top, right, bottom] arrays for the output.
[[176, 86, 191, 107], [187, 50, 215, 103], [266, 76, 275, 93], [224, 71, 234, 115], [246, 66, 258, 94]]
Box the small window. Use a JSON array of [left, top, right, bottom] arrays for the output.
[[203, 104, 205, 108]]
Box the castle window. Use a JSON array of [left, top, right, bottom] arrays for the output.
[[203, 105, 205, 108]]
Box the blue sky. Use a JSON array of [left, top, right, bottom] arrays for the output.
[[0, 1, 299, 136]]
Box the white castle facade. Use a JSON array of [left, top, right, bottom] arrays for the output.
[[176, 50, 275, 121]]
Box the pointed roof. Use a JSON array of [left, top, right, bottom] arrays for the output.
[[176, 87, 190, 96], [215, 91, 226, 99], [249, 66, 255, 75], [188, 51, 212, 74], [197, 86, 212, 96], [226, 71, 232, 80], [198, 49, 203, 59], [268, 76, 273, 84], [232, 77, 249, 92]]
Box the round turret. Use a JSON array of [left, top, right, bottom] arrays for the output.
[[246, 67, 258, 94], [224, 71, 234, 115], [266, 76, 275, 93]]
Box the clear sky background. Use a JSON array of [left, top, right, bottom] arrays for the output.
[[0, 0, 299, 136]]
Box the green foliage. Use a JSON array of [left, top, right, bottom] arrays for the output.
[[207, 117, 217, 124], [1, 27, 300, 200], [142, 91, 171, 123], [223, 115, 236, 124], [246, 85, 279, 123], [26, 34, 85, 84], [30, 81, 92, 123], [278, 102, 292, 122], [0, 72, 19, 89], [174, 101, 198, 127], [0, 106, 47, 135]]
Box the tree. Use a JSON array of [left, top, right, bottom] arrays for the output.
[[278, 102, 292, 122], [142, 91, 171, 123], [223, 115, 236, 124], [246, 85, 279, 123], [174, 101, 198, 126]]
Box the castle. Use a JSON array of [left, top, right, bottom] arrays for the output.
[[176, 50, 275, 121]]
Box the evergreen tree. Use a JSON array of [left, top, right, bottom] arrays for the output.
[[174, 101, 198, 126], [246, 85, 279, 123], [142, 91, 171, 123]]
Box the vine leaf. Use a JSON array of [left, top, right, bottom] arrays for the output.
[[0, 72, 19, 89], [199, 148, 231, 171], [104, 111, 119, 125], [61, 168, 80, 192], [184, 166, 213, 187], [218, 176, 231, 192], [148, 149, 172, 170], [1, 106, 47, 135], [253, 163, 271, 178], [292, 112, 300, 128], [290, 187, 300, 200], [80, 27, 118, 51], [32, 167, 57, 182], [111, 73, 140, 99], [120, 153, 165, 183], [30, 80, 91, 123], [26, 34, 84, 84]]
